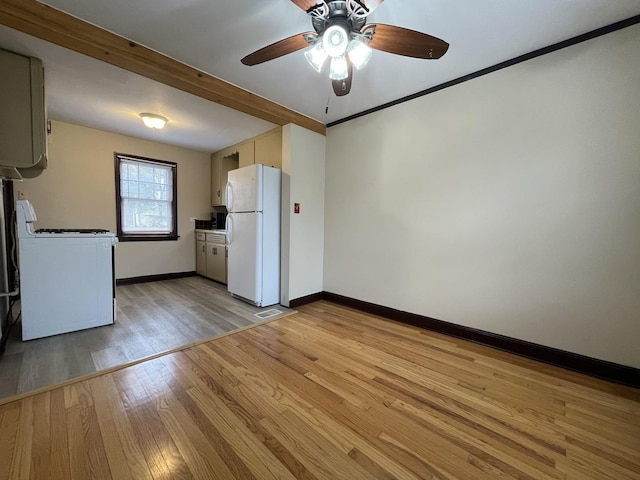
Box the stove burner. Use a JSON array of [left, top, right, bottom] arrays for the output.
[[35, 228, 111, 234]]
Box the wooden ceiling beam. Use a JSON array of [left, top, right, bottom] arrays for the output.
[[0, 0, 326, 136]]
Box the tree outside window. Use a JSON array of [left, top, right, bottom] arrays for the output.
[[114, 153, 178, 241]]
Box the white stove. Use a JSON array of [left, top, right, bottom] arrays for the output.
[[16, 200, 118, 340]]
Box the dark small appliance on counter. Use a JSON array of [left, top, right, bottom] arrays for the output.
[[212, 212, 226, 230], [194, 219, 213, 230]]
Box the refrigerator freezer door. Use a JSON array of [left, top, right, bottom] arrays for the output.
[[226, 164, 263, 213], [227, 212, 263, 304]]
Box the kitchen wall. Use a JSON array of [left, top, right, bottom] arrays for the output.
[[324, 24, 640, 368], [281, 124, 326, 305], [16, 121, 211, 279]]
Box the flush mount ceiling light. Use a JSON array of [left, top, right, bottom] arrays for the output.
[[139, 113, 167, 129], [241, 0, 449, 98]]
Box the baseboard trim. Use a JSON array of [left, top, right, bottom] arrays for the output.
[[289, 292, 324, 308], [116, 271, 197, 286], [321, 291, 640, 389]]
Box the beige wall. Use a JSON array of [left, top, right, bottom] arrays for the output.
[[324, 24, 640, 368], [16, 121, 211, 279], [281, 124, 326, 305]]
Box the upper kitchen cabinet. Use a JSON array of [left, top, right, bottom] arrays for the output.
[[210, 152, 222, 206], [210, 152, 239, 206], [254, 128, 282, 170], [237, 141, 255, 168], [0, 48, 48, 179], [210, 126, 282, 205]]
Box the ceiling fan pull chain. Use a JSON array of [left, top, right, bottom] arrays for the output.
[[325, 86, 332, 114]]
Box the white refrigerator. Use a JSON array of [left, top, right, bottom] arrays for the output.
[[226, 164, 281, 307]]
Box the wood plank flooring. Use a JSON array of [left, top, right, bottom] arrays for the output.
[[1, 300, 638, 479], [0, 276, 291, 399]]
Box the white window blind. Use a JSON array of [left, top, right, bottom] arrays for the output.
[[119, 157, 174, 234]]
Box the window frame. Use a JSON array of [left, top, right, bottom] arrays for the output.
[[114, 152, 178, 242]]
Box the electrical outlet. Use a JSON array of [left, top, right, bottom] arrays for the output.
[[17, 190, 26, 200]]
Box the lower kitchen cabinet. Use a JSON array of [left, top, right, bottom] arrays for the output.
[[196, 231, 227, 284], [206, 241, 226, 283], [196, 239, 206, 275]]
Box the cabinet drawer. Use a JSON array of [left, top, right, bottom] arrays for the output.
[[206, 232, 226, 244], [196, 232, 206, 241]]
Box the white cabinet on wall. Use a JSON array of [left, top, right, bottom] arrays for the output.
[[210, 152, 239, 206], [255, 129, 282, 169], [210, 127, 282, 205], [237, 141, 255, 169], [0, 48, 47, 178]]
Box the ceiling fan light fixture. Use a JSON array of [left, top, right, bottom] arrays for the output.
[[322, 24, 349, 58], [304, 41, 328, 72], [329, 55, 349, 81], [139, 113, 167, 129], [347, 39, 372, 70]]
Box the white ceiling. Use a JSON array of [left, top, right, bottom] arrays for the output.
[[1, 0, 640, 153]]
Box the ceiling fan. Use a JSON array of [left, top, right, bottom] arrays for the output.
[[241, 0, 449, 97]]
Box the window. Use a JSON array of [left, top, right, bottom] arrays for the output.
[[115, 153, 178, 241]]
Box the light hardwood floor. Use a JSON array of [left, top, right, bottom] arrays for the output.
[[0, 276, 291, 399], [1, 300, 638, 479]]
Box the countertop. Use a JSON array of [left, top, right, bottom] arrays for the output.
[[195, 229, 226, 234]]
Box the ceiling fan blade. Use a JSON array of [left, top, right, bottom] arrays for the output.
[[290, 0, 325, 13], [242, 33, 316, 66], [332, 59, 353, 96], [366, 24, 449, 59]]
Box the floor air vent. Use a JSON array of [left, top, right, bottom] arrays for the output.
[[254, 309, 282, 320]]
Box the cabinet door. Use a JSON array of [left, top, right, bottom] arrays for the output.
[[206, 242, 226, 283], [220, 154, 239, 206], [195, 240, 207, 275], [0, 50, 46, 169], [210, 152, 222, 206], [255, 130, 282, 169], [237, 141, 255, 168]]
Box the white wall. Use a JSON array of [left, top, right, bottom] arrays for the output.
[[324, 25, 640, 368], [281, 124, 326, 305], [16, 121, 211, 279]]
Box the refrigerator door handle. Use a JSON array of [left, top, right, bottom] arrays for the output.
[[226, 214, 233, 245], [226, 181, 233, 211]]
